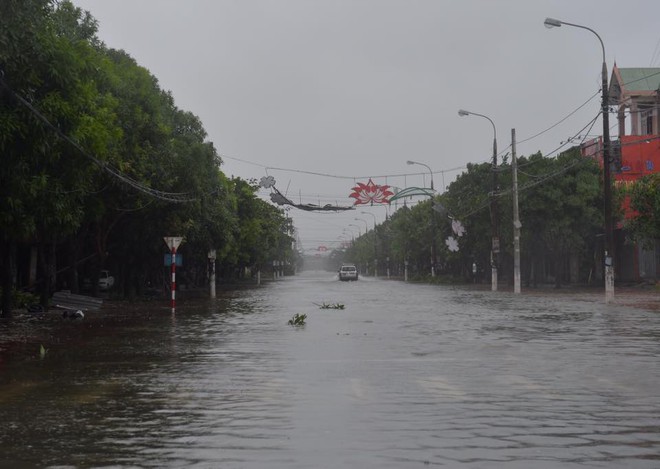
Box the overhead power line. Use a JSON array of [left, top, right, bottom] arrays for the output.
[[453, 113, 601, 220], [516, 90, 601, 146], [1, 76, 198, 203]]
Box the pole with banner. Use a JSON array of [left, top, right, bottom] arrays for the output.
[[164, 237, 183, 313]]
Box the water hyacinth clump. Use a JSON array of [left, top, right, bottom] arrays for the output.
[[315, 302, 345, 310], [287, 313, 307, 326]]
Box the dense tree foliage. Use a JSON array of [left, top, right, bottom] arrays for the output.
[[626, 173, 660, 247], [342, 148, 611, 287], [0, 1, 294, 315]]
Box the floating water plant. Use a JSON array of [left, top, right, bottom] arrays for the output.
[[288, 313, 307, 326], [315, 302, 345, 310]]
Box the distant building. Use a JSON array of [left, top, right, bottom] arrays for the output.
[[582, 65, 660, 282]]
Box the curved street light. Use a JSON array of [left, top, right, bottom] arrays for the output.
[[360, 211, 376, 225], [544, 17, 614, 302], [348, 224, 361, 237], [406, 160, 434, 190], [354, 217, 368, 233], [458, 109, 499, 291]]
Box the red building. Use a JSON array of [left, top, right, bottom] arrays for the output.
[[582, 65, 659, 282]]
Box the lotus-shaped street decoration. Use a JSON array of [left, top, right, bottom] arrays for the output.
[[349, 179, 393, 205]]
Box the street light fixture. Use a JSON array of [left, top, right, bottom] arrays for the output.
[[544, 17, 614, 302], [406, 160, 434, 190], [458, 109, 499, 291], [348, 224, 361, 237], [354, 217, 368, 233], [406, 160, 437, 276], [360, 211, 377, 225]]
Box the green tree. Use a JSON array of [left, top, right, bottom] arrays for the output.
[[441, 162, 493, 280], [626, 173, 660, 247], [383, 148, 605, 287], [226, 178, 293, 277], [0, 0, 114, 313], [514, 149, 602, 287], [1, 1, 301, 314]]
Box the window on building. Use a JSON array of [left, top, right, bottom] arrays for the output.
[[638, 106, 654, 135]]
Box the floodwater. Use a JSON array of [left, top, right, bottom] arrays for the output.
[[1, 271, 659, 468]]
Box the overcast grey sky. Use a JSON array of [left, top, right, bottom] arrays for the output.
[[72, 0, 660, 253]]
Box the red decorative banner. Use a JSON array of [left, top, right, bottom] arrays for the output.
[[349, 179, 393, 205]]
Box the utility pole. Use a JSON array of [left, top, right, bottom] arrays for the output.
[[491, 127, 499, 292], [601, 58, 615, 303], [511, 129, 521, 294], [430, 180, 437, 278]]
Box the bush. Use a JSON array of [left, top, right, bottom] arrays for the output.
[[1, 289, 41, 309]]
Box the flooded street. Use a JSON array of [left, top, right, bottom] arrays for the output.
[[1, 271, 660, 468]]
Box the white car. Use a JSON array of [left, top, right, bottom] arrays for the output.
[[98, 270, 115, 290], [338, 264, 359, 281]]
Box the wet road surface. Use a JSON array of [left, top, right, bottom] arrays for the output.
[[1, 271, 659, 468]]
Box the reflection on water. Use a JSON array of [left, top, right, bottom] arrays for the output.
[[1, 271, 659, 468]]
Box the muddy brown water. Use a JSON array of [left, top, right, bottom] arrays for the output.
[[1, 271, 659, 468]]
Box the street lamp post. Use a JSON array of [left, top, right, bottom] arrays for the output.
[[354, 218, 368, 234], [544, 17, 614, 302], [458, 109, 499, 292], [355, 217, 369, 275], [406, 160, 437, 277], [361, 211, 378, 277], [343, 229, 355, 246]]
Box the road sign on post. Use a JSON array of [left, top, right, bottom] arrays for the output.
[[163, 237, 183, 251], [164, 237, 183, 313]]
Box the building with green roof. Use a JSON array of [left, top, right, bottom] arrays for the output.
[[609, 65, 660, 136]]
